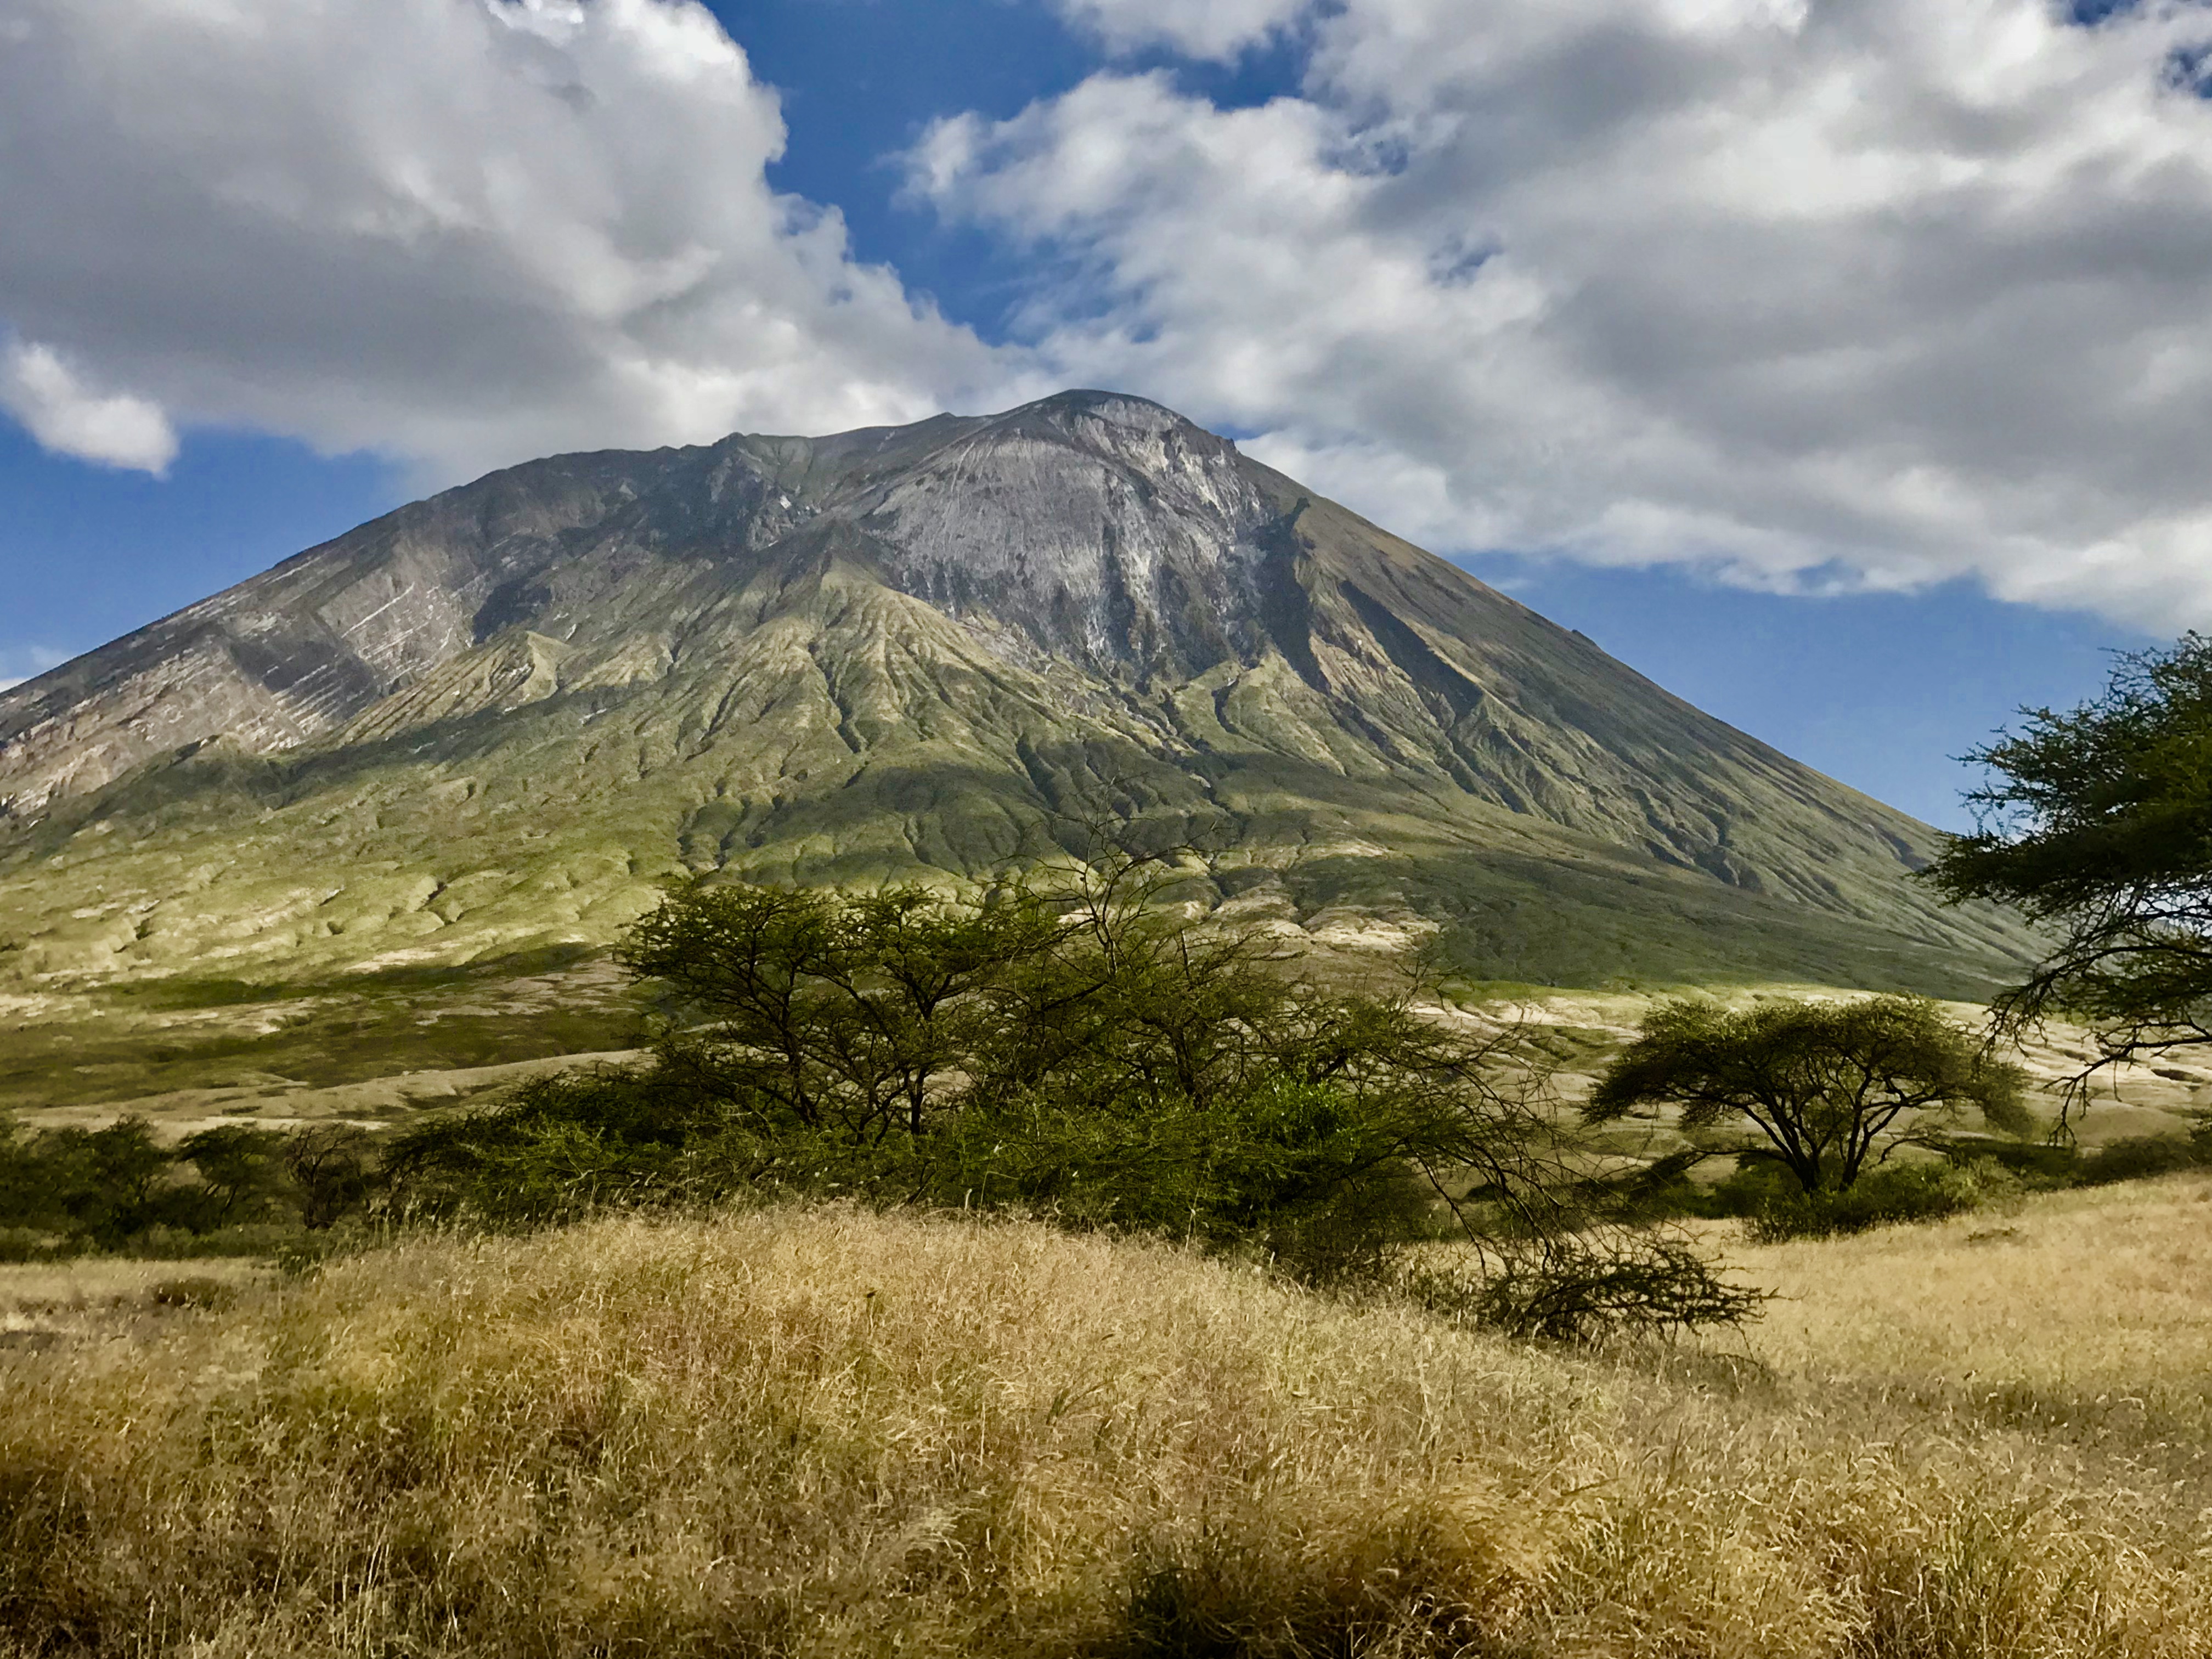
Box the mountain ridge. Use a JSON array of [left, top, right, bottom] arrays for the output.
[[0, 390, 2034, 998]]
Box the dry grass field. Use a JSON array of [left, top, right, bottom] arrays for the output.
[[0, 1257, 272, 1352], [2, 1183, 2208, 1657]]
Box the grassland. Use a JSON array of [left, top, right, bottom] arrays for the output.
[[1727, 1178, 2212, 1472], [3, 1178, 2209, 1656], [8, 953, 2205, 1169]]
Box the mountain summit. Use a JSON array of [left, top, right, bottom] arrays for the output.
[[0, 391, 2029, 992]]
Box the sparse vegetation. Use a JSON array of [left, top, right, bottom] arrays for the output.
[[0, 949, 635, 1121]]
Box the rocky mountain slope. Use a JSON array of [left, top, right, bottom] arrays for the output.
[[0, 391, 2034, 998]]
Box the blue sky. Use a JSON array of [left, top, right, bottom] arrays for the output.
[[2, 0, 2192, 828]]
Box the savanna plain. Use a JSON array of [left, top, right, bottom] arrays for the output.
[[3, 1173, 2209, 1658]]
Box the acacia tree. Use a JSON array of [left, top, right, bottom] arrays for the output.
[[1928, 632, 2212, 1099], [1585, 996, 2030, 1193], [616, 879, 1065, 1142]]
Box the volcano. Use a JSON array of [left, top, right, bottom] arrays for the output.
[[0, 391, 2030, 995]]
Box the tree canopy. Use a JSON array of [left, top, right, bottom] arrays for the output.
[[394, 859, 1555, 1279], [1585, 995, 2030, 1193], [1928, 631, 2212, 1090]]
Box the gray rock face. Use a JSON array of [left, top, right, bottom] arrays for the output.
[[0, 390, 2035, 991], [0, 395, 1277, 814], [859, 396, 1278, 679]]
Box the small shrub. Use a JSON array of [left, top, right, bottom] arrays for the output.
[[0, 1113, 362, 1256], [1398, 1234, 1766, 1343], [1746, 1158, 2023, 1243], [148, 1276, 239, 1311], [1928, 1135, 2081, 1184], [2076, 1132, 2212, 1187]]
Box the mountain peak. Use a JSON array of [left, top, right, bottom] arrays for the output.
[[0, 394, 2035, 996]]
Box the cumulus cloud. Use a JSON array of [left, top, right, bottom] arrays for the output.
[[0, 0, 1030, 484], [1051, 0, 1315, 60], [0, 341, 178, 473], [917, 0, 2212, 630]]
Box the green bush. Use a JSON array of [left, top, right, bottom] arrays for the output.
[[1925, 1136, 2081, 1184], [0, 1114, 381, 1255], [2075, 1130, 2212, 1186], [1616, 1124, 2212, 1238], [1745, 1158, 2024, 1243], [0, 1116, 176, 1247]]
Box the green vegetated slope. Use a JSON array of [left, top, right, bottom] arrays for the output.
[[0, 952, 640, 1123], [0, 392, 2036, 1101]]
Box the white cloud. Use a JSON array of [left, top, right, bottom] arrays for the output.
[[916, 0, 2212, 631], [0, 646, 67, 694], [0, 0, 1032, 484], [0, 341, 177, 473], [1051, 0, 1315, 60]]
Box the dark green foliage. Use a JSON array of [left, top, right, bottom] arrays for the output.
[[173, 1125, 295, 1229], [616, 879, 1064, 1142], [2074, 1125, 2212, 1186], [392, 865, 1746, 1325], [0, 1116, 380, 1255], [0, 1116, 47, 1237], [1622, 1129, 2210, 1238], [283, 1125, 381, 1230], [1, 1118, 178, 1248], [382, 1066, 744, 1219], [1587, 995, 2030, 1194], [938, 1076, 1453, 1285], [1740, 1158, 2025, 1243], [1929, 632, 2212, 1094]]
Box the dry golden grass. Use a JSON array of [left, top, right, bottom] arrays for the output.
[[0, 1256, 269, 1349], [1707, 1170, 2212, 1503], [1, 1193, 2208, 1657]]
